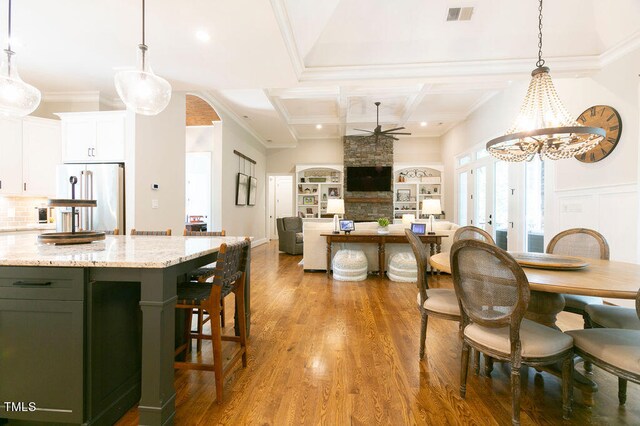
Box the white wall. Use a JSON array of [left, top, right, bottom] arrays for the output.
[[33, 100, 101, 119], [266, 136, 442, 173], [441, 47, 640, 262], [132, 93, 187, 234]]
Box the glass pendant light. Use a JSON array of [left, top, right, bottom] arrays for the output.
[[486, 0, 605, 162], [114, 0, 171, 116], [0, 0, 41, 117]]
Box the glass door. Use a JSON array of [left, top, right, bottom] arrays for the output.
[[458, 171, 469, 226], [525, 157, 545, 252]]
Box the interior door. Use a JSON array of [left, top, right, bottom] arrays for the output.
[[267, 175, 294, 240]]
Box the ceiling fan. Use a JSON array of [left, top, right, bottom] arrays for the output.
[[353, 101, 412, 141]]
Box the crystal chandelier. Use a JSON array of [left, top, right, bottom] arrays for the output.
[[0, 0, 41, 117], [486, 0, 605, 162], [114, 0, 171, 116]]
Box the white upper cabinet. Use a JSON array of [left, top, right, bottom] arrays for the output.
[[22, 118, 61, 197], [59, 111, 128, 163], [0, 118, 23, 195]]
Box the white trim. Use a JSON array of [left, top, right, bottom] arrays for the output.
[[269, 0, 304, 79], [553, 182, 637, 194], [42, 91, 100, 103], [599, 31, 640, 67], [251, 238, 268, 248]]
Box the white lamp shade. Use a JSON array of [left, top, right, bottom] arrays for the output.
[[402, 214, 415, 225], [326, 198, 345, 215], [422, 199, 442, 215]]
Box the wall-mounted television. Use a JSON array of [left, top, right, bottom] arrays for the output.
[[346, 166, 392, 191]]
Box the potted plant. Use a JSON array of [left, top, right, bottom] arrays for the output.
[[377, 217, 390, 234]]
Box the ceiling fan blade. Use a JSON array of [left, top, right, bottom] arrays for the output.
[[382, 127, 405, 133], [390, 136, 399, 141], [386, 132, 412, 136], [353, 128, 374, 133]]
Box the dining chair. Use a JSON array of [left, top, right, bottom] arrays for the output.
[[174, 238, 250, 403], [130, 228, 172, 236], [584, 303, 640, 330], [546, 228, 609, 327], [184, 228, 228, 352], [451, 239, 574, 425], [453, 225, 496, 245], [405, 229, 460, 360], [566, 289, 640, 405]]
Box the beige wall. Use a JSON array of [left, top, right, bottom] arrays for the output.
[[266, 136, 442, 174], [132, 93, 187, 234]]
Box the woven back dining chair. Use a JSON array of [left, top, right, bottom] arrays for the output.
[[130, 228, 172, 236], [405, 229, 460, 360], [451, 239, 574, 425], [454, 225, 496, 245]]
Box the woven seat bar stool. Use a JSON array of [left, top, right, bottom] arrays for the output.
[[405, 229, 460, 360], [452, 239, 574, 425], [130, 228, 172, 236], [102, 228, 120, 235], [184, 229, 228, 352], [567, 290, 640, 406], [174, 238, 250, 403]]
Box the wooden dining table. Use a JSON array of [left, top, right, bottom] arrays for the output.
[[429, 251, 640, 403]]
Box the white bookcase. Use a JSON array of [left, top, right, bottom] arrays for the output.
[[295, 164, 343, 219], [393, 165, 445, 221]]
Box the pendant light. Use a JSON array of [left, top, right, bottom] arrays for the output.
[[0, 0, 41, 117], [486, 0, 605, 162], [114, 0, 171, 116]]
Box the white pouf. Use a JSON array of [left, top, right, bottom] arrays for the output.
[[332, 249, 368, 281], [387, 252, 418, 282]]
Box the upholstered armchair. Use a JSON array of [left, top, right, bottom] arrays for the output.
[[277, 217, 303, 255]]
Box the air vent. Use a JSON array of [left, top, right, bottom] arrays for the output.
[[446, 7, 474, 21]]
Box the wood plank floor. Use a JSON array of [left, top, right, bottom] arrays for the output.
[[117, 241, 639, 425]]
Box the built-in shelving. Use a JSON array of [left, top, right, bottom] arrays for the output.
[[393, 165, 445, 221], [295, 164, 343, 219]]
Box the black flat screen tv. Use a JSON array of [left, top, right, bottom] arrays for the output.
[[346, 166, 392, 191]]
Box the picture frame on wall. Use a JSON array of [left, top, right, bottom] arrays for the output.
[[236, 173, 249, 206], [248, 176, 257, 206]]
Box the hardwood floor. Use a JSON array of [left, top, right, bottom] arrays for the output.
[[117, 241, 639, 425]]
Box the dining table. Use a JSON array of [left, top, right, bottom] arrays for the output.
[[429, 250, 640, 404]]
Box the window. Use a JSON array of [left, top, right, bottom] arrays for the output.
[[458, 155, 471, 166], [525, 157, 544, 252]]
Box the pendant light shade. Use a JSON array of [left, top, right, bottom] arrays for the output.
[[114, 0, 171, 116], [0, 0, 41, 117], [486, 0, 605, 162]]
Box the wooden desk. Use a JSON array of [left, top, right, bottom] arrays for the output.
[[322, 232, 447, 276]]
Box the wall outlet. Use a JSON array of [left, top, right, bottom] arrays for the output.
[[152, 199, 159, 209]]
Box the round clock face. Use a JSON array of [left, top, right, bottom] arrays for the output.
[[575, 105, 622, 163]]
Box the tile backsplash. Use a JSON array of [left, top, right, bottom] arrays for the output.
[[0, 196, 51, 227]]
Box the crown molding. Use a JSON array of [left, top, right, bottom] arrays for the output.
[[42, 91, 100, 103], [269, 0, 304, 80], [599, 30, 640, 67]]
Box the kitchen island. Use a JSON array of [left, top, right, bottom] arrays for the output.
[[0, 233, 250, 425]]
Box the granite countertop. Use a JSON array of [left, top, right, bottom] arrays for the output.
[[0, 224, 57, 233], [0, 234, 249, 268]]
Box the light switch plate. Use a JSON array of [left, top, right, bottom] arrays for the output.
[[152, 199, 159, 209]]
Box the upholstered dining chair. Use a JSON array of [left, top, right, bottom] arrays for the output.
[[453, 225, 496, 246], [130, 228, 172, 236], [547, 228, 609, 326], [184, 229, 228, 351], [174, 238, 250, 403], [405, 229, 461, 360], [451, 239, 574, 425], [566, 289, 640, 405]]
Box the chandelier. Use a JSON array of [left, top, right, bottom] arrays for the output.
[[114, 0, 171, 116], [0, 0, 41, 117], [486, 0, 605, 162]]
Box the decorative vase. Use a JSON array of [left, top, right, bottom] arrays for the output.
[[378, 226, 389, 234]]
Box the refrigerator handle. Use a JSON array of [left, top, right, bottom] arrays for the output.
[[85, 170, 94, 230], [79, 170, 85, 231]]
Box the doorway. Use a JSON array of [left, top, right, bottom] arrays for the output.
[[267, 174, 294, 240]]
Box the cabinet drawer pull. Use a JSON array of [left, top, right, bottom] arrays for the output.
[[13, 280, 52, 287]]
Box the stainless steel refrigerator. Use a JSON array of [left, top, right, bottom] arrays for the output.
[[56, 163, 125, 233]]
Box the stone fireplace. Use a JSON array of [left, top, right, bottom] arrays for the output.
[[343, 135, 393, 221]]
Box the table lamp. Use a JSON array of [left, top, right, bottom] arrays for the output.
[[326, 199, 345, 234], [402, 214, 415, 226], [421, 199, 441, 235]]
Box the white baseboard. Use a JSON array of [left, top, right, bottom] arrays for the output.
[[252, 238, 268, 248]]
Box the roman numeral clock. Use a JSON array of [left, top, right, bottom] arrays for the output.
[[575, 105, 622, 163]]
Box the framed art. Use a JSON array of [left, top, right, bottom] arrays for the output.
[[303, 196, 315, 205], [396, 189, 411, 202], [236, 173, 249, 206], [248, 176, 257, 206], [339, 220, 355, 233], [328, 187, 339, 198]]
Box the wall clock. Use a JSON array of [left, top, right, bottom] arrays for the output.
[[575, 105, 622, 163]]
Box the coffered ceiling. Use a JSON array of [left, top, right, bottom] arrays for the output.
[[14, 0, 640, 148]]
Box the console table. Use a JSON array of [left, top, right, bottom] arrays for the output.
[[321, 232, 447, 276]]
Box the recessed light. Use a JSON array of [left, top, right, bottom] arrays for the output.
[[420, 121, 427, 127], [315, 124, 323, 129], [195, 30, 211, 43]]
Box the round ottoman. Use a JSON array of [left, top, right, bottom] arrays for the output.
[[332, 249, 368, 281], [387, 252, 417, 282]]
